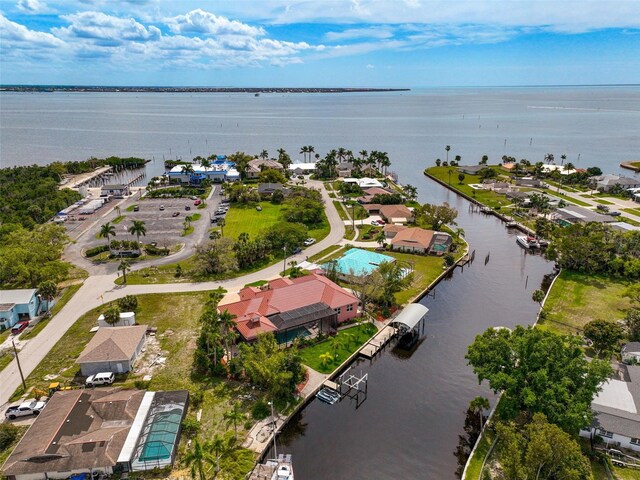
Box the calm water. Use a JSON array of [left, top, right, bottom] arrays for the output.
[[1, 87, 638, 478], [1, 87, 640, 176]]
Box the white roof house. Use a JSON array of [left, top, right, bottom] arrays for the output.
[[0, 289, 38, 305], [344, 177, 383, 188], [541, 164, 577, 175], [288, 162, 317, 172]]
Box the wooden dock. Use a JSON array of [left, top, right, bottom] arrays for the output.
[[323, 380, 340, 391], [360, 325, 396, 359]]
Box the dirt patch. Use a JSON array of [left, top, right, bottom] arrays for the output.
[[133, 335, 169, 377]]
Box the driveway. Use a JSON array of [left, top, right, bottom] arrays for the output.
[[0, 180, 344, 407]]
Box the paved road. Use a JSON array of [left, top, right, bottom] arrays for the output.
[[0, 180, 344, 406], [550, 185, 640, 222]]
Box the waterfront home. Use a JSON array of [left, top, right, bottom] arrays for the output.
[[356, 187, 398, 204], [580, 365, 640, 453], [514, 177, 544, 187], [325, 248, 396, 280], [0, 288, 45, 331], [482, 179, 511, 191], [246, 159, 285, 179], [1, 388, 188, 479], [541, 164, 577, 175], [100, 183, 130, 198], [257, 182, 289, 196], [167, 158, 240, 184], [386, 226, 453, 255], [623, 343, 640, 364], [336, 161, 354, 177], [457, 165, 485, 175], [76, 325, 147, 376], [363, 203, 383, 214], [288, 162, 317, 176], [219, 273, 359, 343], [590, 174, 640, 192], [379, 204, 414, 224], [344, 177, 384, 189], [551, 205, 614, 226]]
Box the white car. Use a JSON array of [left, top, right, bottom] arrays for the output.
[[86, 372, 115, 387], [303, 238, 316, 246], [5, 400, 46, 420]]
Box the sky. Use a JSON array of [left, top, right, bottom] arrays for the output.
[[1, 0, 639, 87]]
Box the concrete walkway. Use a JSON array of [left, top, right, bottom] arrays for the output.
[[0, 180, 345, 407]]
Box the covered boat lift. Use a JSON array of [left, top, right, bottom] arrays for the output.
[[390, 303, 429, 334]]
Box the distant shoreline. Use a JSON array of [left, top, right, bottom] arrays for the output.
[[0, 86, 410, 94]]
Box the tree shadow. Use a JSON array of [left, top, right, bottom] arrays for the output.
[[453, 407, 484, 478]]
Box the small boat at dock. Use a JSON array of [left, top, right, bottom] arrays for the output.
[[516, 235, 540, 249], [505, 220, 518, 228], [316, 387, 341, 404], [250, 454, 294, 480]]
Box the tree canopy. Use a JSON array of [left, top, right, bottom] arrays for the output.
[[417, 202, 458, 230], [466, 326, 611, 433]]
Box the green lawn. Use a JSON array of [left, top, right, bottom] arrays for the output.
[[112, 215, 126, 224], [543, 190, 592, 207], [333, 200, 350, 221], [622, 217, 640, 226], [0, 351, 13, 372], [538, 270, 633, 335], [594, 199, 615, 205], [223, 202, 283, 240], [356, 224, 382, 241], [189, 213, 202, 221], [20, 284, 83, 341], [622, 208, 640, 216], [299, 323, 378, 373], [308, 245, 344, 262], [0, 426, 28, 469], [384, 249, 465, 305], [613, 466, 640, 480], [180, 225, 194, 236], [425, 166, 514, 208], [464, 429, 495, 480], [125, 204, 138, 212]]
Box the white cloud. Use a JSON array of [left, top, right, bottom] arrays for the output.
[[366, 63, 374, 68], [54, 11, 161, 44], [325, 26, 394, 42], [0, 13, 64, 48], [165, 9, 265, 37], [16, 0, 47, 14]]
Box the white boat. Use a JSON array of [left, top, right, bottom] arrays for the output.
[[316, 387, 341, 404], [516, 235, 540, 249], [250, 454, 294, 480]]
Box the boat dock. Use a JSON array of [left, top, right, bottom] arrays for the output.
[[61, 166, 113, 190], [359, 325, 397, 359]]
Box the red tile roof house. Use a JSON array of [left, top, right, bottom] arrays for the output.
[[386, 225, 454, 255], [379, 204, 415, 224], [219, 274, 359, 344]]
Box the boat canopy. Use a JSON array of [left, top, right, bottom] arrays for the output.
[[390, 303, 429, 332]]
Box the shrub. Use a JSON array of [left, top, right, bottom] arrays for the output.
[[190, 390, 204, 408], [117, 295, 138, 312], [85, 245, 108, 257], [252, 399, 270, 420], [133, 380, 150, 390], [144, 244, 169, 256], [181, 417, 201, 437], [0, 423, 20, 450]]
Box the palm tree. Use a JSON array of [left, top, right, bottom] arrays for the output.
[[260, 149, 269, 160], [209, 230, 221, 243], [128, 220, 146, 246], [185, 215, 193, 228], [308, 145, 315, 160], [218, 309, 237, 362], [375, 231, 386, 247], [218, 218, 225, 236], [319, 352, 333, 368], [99, 222, 116, 249], [223, 402, 245, 439], [181, 163, 195, 175], [210, 433, 237, 478], [544, 153, 555, 164], [336, 147, 347, 163], [403, 184, 418, 201], [184, 439, 215, 480], [560, 154, 567, 165], [200, 157, 211, 170], [469, 396, 490, 429], [103, 305, 121, 326], [299, 146, 309, 161], [38, 280, 58, 313], [564, 162, 575, 173], [118, 259, 131, 284], [445, 145, 451, 163], [359, 149, 368, 162]]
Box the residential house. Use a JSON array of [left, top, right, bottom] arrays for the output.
[[246, 159, 285, 179], [100, 184, 130, 198], [76, 325, 147, 376], [580, 365, 640, 453], [482, 179, 511, 191], [590, 174, 640, 192], [0, 289, 44, 331], [344, 177, 383, 189], [623, 343, 640, 364], [219, 273, 359, 343], [363, 203, 383, 214], [515, 177, 544, 187], [336, 162, 353, 177], [257, 183, 289, 196], [390, 227, 434, 254], [458, 165, 485, 175], [1, 388, 188, 479], [288, 163, 317, 176], [382, 224, 407, 239], [379, 204, 414, 224], [551, 205, 614, 226], [356, 187, 398, 204], [325, 248, 396, 279]]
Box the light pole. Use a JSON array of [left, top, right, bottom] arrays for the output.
[[268, 401, 278, 458], [282, 245, 287, 276], [12, 339, 26, 391]]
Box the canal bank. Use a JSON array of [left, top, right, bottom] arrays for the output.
[[265, 175, 554, 479]]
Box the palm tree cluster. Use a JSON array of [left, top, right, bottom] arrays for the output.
[[312, 147, 391, 179], [98, 219, 146, 256]]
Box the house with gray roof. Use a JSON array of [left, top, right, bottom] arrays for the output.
[[76, 325, 147, 376], [580, 365, 640, 452], [590, 174, 640, 192], [551, 205, 614, 226], [0, 289, 44, 331], [457, 165, 485, 175]]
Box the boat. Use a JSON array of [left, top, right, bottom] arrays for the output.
[[316, 387, 341, 404], [250, 454, 294, 480], [505, 220, 518, 228], [516, 235, 540, 249]]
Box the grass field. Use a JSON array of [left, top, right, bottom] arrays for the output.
[[0, 426, 28, 469], [538, 270, 633, 335], [299, 323, 378, 373], [623, 207, 640, 216], [614, 466, 640, 479], [463, 429, 495, 480], [222, 202, 283, 240], [543, 190, 592, 206], [622, 216, 640, 226], [425, 166, 513, 208], [333, 200, 350, 221]]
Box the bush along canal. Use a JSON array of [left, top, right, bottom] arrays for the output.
[[266, 176, 555, 479]]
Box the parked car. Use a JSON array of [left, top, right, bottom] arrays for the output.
[[190, 196, 197, 200], [292, 247, 302, 254], [303, 238, 316, 246], [172, 212, 180, 217], [221, 199, 230, 204], [133, 205, 139, 212], [185, 205, 191, 211], [210, 217, 218, 224], [11, 320, 29, 335], [596, 204, 610, 213], [159, 205, 165, 211], [85, 372, 115, 387], [194, 199, 202, 206], [609, 211, 621, 216], [5, 400, 46, 420]]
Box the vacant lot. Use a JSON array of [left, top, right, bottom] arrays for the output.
[[538, 270, 633, 335], [425, 166, 513, 208], [222, 202, 283, 240]]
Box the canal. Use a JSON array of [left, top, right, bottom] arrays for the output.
[[268, 175, 555, 479]]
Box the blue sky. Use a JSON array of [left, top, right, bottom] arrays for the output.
[[1, 0, 639, 87]]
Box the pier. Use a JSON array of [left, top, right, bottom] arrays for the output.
[[61, 166, 112, 190], [359, 325, 397, 359]]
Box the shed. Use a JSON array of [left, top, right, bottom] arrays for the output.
[[98, 311, 136, 328]]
